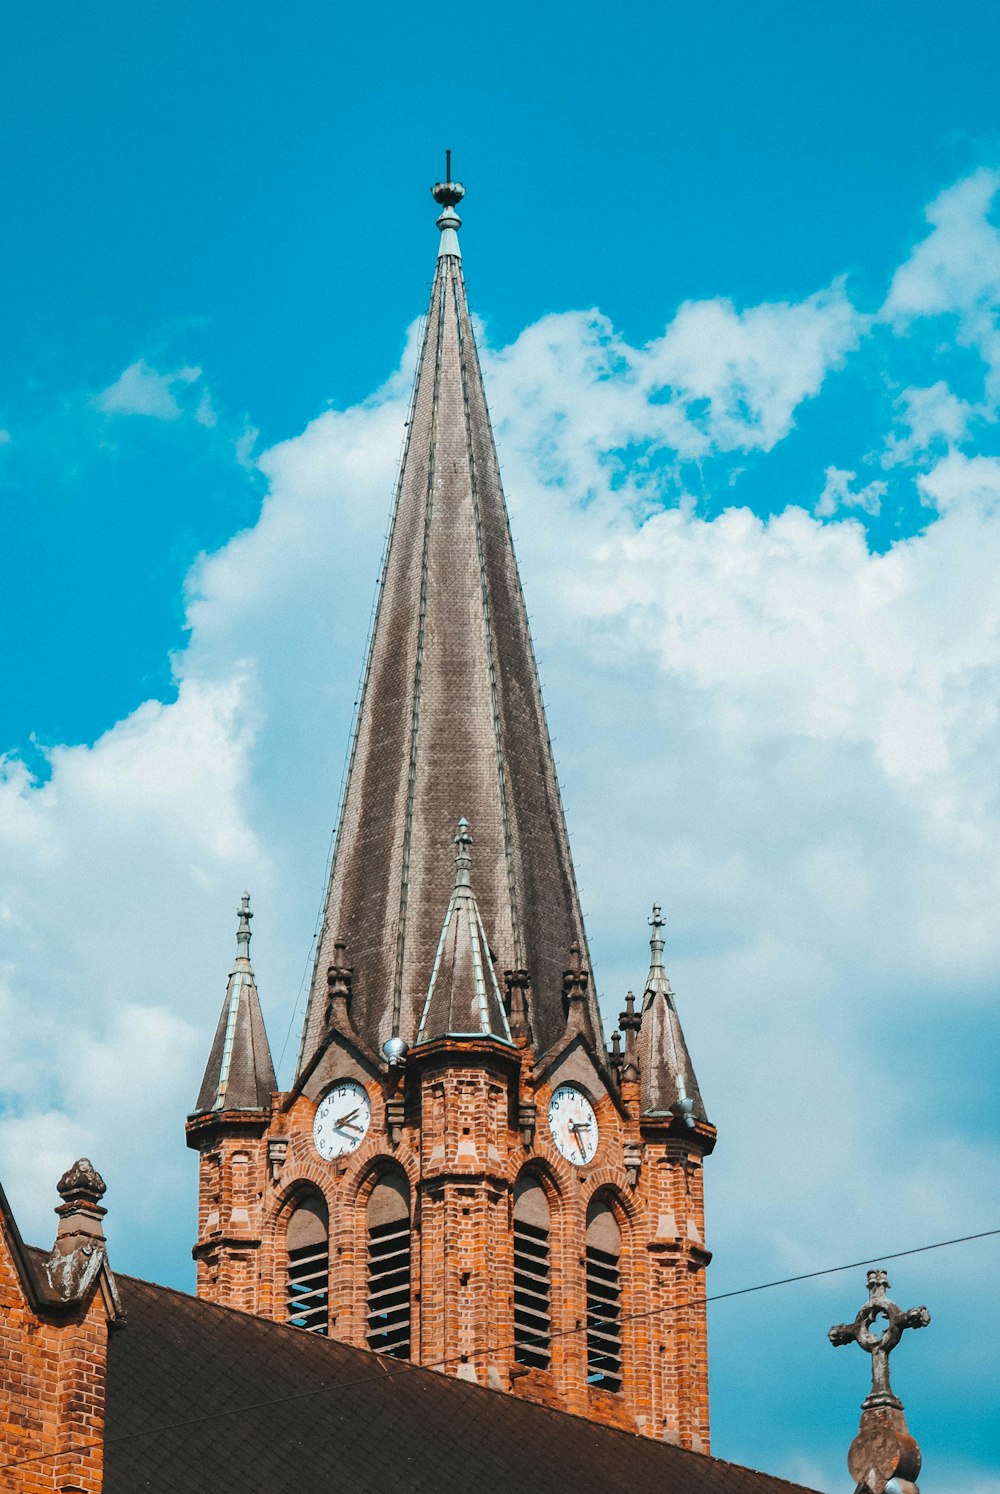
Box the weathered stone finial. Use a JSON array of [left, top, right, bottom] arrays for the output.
[[48, 1159, 118, 1307], [504, 967, 533, 1045], [619, 990, 641, 1082], [325, 937, 354, 1029], [830, 1270, 930, 1494], [56, 1158, 107, 1211]]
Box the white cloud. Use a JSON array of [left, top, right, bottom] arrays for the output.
[[97, 359, 204, 419], [814, 464, 887, 516], [882, 380, 982, 467], [883, 168, 1000, 404]]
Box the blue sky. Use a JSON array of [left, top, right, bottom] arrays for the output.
[[1, 4, 999, 1490]]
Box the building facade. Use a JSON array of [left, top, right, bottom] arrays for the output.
[[187, 173, 716, 1450]]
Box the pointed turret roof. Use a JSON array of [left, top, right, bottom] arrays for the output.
[[416, 819, 513, 1045], [194, 894, 276, 1114], [297, 170, 600, 1073], [635, 905, 707, 1122]]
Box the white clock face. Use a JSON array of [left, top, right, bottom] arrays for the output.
[[548, 1084, 599, 1165], [313, 1080, 372, 1160]]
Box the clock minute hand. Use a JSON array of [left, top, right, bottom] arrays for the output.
[[569, 1120, 591, 1161], [333, 1108, 361, 1134]]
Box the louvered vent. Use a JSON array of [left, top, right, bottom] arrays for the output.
[[585, 1202, 622, 1392], [513, 1218, 552, 1368], [285, 1195, 329, 1335], [366, 1174, 411, 1359], [512, 1175, 552, 1369]]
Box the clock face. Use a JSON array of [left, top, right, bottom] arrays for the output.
[[547, 1084, 599, 1165], [313, 1080, 372, 1160]]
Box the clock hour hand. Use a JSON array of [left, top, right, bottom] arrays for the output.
[[332, 1108, 362, 1135]]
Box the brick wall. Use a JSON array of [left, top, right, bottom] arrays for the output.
[[0, 1211, 110, 1493], [189, 1029, 715, 1449]]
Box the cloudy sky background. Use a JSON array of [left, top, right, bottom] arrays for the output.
[[1, 5, 998, 1490]]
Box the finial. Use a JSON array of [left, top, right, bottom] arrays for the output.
[[236, 891, 253, 961], [648, 902, 665, 968], [619, 990, 641, 1081], [454, 817, 473, 888], [56, 1158, 107, 1209], [431, 151, 464, 258], [830, 1271, 930, 1493]]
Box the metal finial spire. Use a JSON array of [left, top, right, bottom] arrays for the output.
[[454, 817, 473, 889], [431, 151, 464, 258], [236, 892, 253, 962], [648, 902, 666, 972]]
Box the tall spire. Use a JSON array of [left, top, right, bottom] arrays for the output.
[[416, 818, 512, 1045], [297, 171, 599, 1073], [194, 894, 276, 1114], [635, 904, 707, 1121]]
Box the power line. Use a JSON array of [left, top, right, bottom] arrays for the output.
[[1, 1224, 996, 1479]]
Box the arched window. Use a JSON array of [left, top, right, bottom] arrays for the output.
[[366, 1172, 411, 1359], [285, 1193, 329, 1335], [585, 1199, 622, 1392], [513, 1174, 551, 1370]]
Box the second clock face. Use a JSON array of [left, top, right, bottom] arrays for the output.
[[548, 1084, 599, 1165], [313, 1080, 372, 1160]]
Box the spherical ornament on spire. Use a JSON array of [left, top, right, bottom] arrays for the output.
[[431, 178, 465, 209]]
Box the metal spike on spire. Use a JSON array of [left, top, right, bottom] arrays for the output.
[[454, 816, 473, 888], [236, 891, 253, 963], [431, 150, 464, 257]]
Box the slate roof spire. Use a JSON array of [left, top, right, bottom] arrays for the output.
[[416, 819, 513, 1045], [194, 893, 277, 1114], [635, 904, 707, 1122], [297, 170, 600, 1072]]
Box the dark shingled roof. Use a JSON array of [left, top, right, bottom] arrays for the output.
[[297, 203, 602, 1072], [103, 1271, 818, 1494]]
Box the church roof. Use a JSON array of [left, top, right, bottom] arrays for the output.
[[635, 904, 708, 1121], [416, 818, 513, 1045], [298, 174, 601, 1071], [97, 1267, 818, 1494], [193, 894, 276, 1114]]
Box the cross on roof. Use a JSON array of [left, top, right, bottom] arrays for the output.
[[829, 1269, 930, 1410]]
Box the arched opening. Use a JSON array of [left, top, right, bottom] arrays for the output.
[[513, 1173, 551, 1370], [585, 1198, 622, 1392], [285, 1192, 329, 1335], [366, 1171, 411, 1359]]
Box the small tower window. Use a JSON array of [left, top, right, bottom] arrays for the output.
[[285, 1194, 329, 1335], [366, 1172, 411, 1359], [513, 1175, 552, 1370], [585, 1200, 622, 1392]]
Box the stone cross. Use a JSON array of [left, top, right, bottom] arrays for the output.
[[829, 1269, 930, 1410], [830, 1270, 930, 1494]]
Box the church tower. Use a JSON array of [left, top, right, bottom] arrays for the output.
[[187, 169, 716, 1450]]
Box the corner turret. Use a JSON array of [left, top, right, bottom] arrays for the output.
[[635, 904, 707, 1124], [193, 893, 276, 1114]]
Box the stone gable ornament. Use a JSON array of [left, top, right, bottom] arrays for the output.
[[830, 1270, 930, 1494]]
